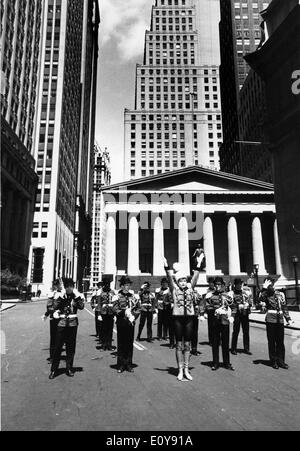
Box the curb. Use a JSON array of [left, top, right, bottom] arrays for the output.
[[0, 304, 16, 312]]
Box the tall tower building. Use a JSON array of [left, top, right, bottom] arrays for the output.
[[90, 144, 111, 288], [219, 0, 271, 175], [28, 0, 100, 295], [1, 0, 42, 277], [124, 0, 222, 181]]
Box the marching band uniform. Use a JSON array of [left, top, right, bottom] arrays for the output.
[[165, 260, 201, 381], [204, 279, 215, 346], [137, 283, 156, 342], [49, 282, 85, 378], [191, 291, 202, 355], [44, 289, 60, 361], [94, 285, 116, 350], [259, 282, 291, 369], [205, 278, 234, 371], [112, 277, 141, 373], [91, 283, 103, 340], [155, 280, 170, 340], [230, 279, 253, 355]]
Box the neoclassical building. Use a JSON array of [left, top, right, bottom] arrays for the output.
[[96, 166, 280, 291]]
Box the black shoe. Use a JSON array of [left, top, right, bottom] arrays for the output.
[[157, 338, 162, 341], [272, 362, 279, 370], [211, 364, 219, 371], [244, 350, 252, 355], [231, 350, 237, 355], [66, 368, 75, 377], [117, 367, 125, 373], [225, 364, 235, 371], [191, 350, 198, 356], [49, 371, 56, 380], [126, 366, 134, 373], [278, 362, 289, 370]]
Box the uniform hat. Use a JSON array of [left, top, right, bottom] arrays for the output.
[[63, 278, 75, 288], [161, 277, 168, 284], [233, 278, 244, 285], [175, 271, 188, 282], [142, 281, 151, 287], [213, 277, 225, 285], [102, 275, 112, 285], [119, 276, 133, 286]]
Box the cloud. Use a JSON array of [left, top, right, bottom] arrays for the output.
[[99, 0, 153, 61]]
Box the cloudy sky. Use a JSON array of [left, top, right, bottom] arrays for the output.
[[95, 0, 154, 183]]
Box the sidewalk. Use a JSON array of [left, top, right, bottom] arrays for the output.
[[1, 297, 47, 304], [250, 310, 300, 331]]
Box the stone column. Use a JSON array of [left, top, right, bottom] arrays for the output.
[[203, 216, 216, 274], [228, 216, 241, 275], [252, 216, 266, 274], [104, 214, 116, 275], [273, 219, 283, 276], [127, 215, 140, 275], [153, 216, 165, 276], [178, 216, 190, 275]]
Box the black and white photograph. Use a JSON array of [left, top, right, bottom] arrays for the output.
[[1, 0, 300, 436]]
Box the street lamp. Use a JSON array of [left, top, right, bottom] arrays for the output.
[[292, 256, 300, 310], [253, 264, 260, 308]]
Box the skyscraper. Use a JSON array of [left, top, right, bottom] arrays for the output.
[[1, 0, 42, 278], [90, 144, 111, 288], [219, 0, 271, 175], [27, 0, 100, 294], [124, 0, 222, 181]]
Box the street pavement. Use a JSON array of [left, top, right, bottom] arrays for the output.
[[1, 301, 300, 431]]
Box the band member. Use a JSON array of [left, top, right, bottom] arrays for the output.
[[204, 277, 234, 371], [42, 279, 62, 362], [230, 278, 253, 355], [112, 276, 141, 373], [94, 276, 115, 351], [259, 278, 292, 369], [91, 282, 103, 341], [192, 245, 206, 271], [137, 282, 157, 342], [191, 290, 203, 356], [155, 278, 170, 341], [49, 279, 85, 379], [164, 258, 201, 381], [203, 278, 215, 346]]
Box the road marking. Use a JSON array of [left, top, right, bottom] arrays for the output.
[[84, 308, 145, 351]]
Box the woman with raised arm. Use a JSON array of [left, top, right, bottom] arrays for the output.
[[163, 257, 202, 381]]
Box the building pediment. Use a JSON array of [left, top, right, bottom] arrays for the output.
[[103, 166, 273, 193]]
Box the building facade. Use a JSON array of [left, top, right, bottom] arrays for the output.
[[99, 167, 280, 292], [74, 0, 100, 291], [245, 0, 300, 284], [219, 0, 271, 176], [27, 0, 100, 295], [238, 69, 273, 183], [1, 0, 42, 277], [124, 0, 222, 181], [90, 144, 111, 288]]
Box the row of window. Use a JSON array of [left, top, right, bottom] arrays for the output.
[[138, 68, 217, 76], [129, 114, 222, 122], [147, 34, 195, 42]]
